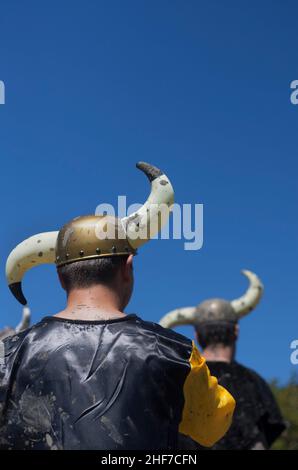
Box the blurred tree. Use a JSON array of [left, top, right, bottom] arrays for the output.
[[270, 372, 298, 450]]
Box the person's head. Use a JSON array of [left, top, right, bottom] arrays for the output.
[[159, 271, 264, 362], [184, 298, 239, 360], [195, 321, 239, 350], [57, 254, 134, 310], [6, 162, 174, 308]]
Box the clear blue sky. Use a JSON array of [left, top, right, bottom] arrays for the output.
[[0, 1, 297, 382]]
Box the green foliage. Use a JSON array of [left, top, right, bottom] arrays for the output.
[[270, 372, 298, 450]]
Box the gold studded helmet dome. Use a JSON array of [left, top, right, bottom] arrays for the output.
[[192, 299, 238, 324], [6, 162, 174, 306], [159, 270, 264, 329], [55, 215, 136, 267]]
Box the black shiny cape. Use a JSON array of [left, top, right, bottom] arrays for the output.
[[0, 314, 194, 450], [207, 361, 286, 449]]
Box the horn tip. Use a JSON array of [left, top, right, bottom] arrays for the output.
[[241, 269, 257, 281], [241, 269, 263, 285], [136, 162, 164, 182], [241, 269, 251, 276], [9, 282, 27, 306], [242, 268, 264, 297]]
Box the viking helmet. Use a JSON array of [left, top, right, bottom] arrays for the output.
[[6, 162, 174, 306], [159, 270, 263, 328]]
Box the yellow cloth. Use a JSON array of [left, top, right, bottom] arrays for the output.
[[179, 341, 236, 447]]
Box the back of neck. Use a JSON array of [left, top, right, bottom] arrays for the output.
[[54, 285, 125, 321], [202, 344, 235, 363]]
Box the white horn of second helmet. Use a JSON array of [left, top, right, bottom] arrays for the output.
[[121, 162, 174, 249], [230, 269, 264, 318], [159, 307, 197, 329], [15, 306, 31, 333], [6, 231, 59, 305]]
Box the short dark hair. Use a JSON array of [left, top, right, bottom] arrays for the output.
[[195, 322, 237, 349], [58, 256, 128, 293]]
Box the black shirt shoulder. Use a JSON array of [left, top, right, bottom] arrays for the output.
[[207, 360, 286, 448], [134, 316, 192, 346]]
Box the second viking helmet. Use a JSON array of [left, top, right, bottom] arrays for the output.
[[6, 162, 174, 306], [159, 270, 264, 328]]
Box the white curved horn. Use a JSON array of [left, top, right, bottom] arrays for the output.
[[230, 270, 264, 318], [122, 162, 174, 249], [6, 231, 58, 305], [15, 306, 31, 333], [159, 307, 197, 329]]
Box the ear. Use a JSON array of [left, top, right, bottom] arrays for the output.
[[122, 255, 134, 281], [57, 268, 66, 291]]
